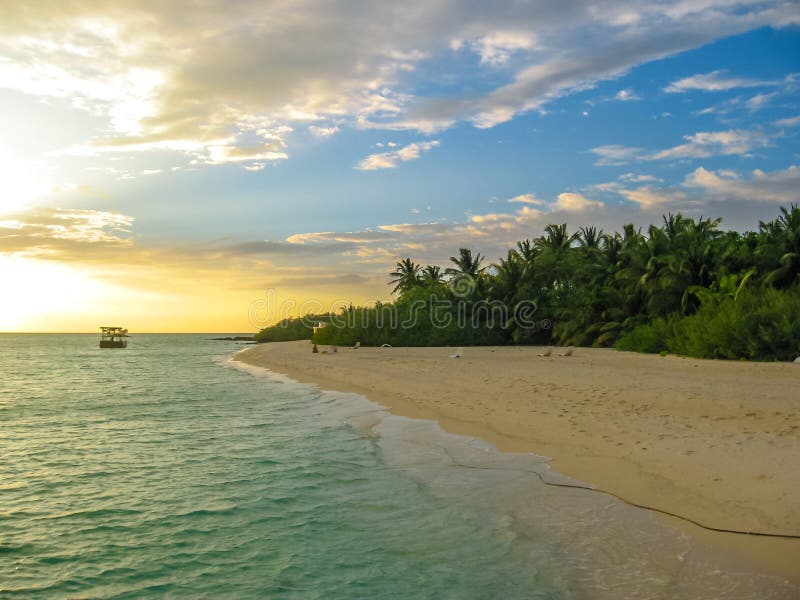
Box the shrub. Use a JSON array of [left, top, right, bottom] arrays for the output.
[[666, 288, 800, 361]]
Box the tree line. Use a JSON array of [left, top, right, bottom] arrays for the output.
[[256, 205, 800, 361]]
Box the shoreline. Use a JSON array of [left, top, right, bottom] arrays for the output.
[[235, 341, 800, 582]]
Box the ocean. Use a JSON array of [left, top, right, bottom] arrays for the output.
[[0, 334, 795, 599]]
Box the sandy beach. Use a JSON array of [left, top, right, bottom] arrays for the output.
[[236, 341, 800, 579]]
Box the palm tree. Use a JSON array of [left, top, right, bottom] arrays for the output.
[[578, 226, 603, 249], [445, 248, 486, 301], [445, 248, 485, 279], [535, 223, 577, 252], [489, 250, 530, 341], [388, 258, 421, 295], [421, 265, 443, 283], [491, 250, 524, 299], [516, 239, 537, 263], [763, 205, 800, 288]]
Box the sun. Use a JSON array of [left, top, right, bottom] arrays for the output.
[[0, 256, 110, 331]]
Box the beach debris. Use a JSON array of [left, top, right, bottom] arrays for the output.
[[536, 347, 553, 357], [331, 346, 338, 353], [350, 341, 361, 349], [380, 343, 393, 348], [794, 356, 800, 364], [558, 346, 575, 357], [312, 344, 319, 354], [449, 347, 463, 359]]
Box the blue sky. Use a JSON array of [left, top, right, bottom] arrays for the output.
[[0, 2, 799, 330]]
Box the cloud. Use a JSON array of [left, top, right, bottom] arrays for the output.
[[613, 186, 690, 209], [309, 125, 340, 138], [774, 115, 800, 128], [614, 88, 641, 101], [665, 70, 778, 93], [744, 92, 777, 112], [651, 129, 770, 160], [468, 31, 537, 66], [507, 193, 546, 205], [591, 165, 800, 216], [0, 0, 796, 169], [619, 172, 661, 183], [280, 189, 617, 267], [0, 208, 133, 258], [683, 165, 800, 204], [356, 140, 439, 170], [554, 192, 603, 211], [590, 144, 646, 166], [204, 140, 289, 166], [592, 129, 770, 164], [286, 230, 393, 245]]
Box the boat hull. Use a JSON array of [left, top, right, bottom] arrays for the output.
[[100, 340, 127, 348]]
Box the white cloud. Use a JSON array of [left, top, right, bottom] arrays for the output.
[[619, 172, 660, 183], [592, 129, 771, 165], [651, 129, 769, 160], [0, 0, 796, 169], [684, 165, 800, 204], [591, 165, 800, 216], [614, 186, 689, 209], [469, 31, 537, 66], [507, 193, 546, 205], [614, 88, 640, 101], [355, 140, 439, 170], [745, 92, 777, 112], [590, 144, 645, 166], [554, 192, 603, 211], [205, 141, 289, 166], [309, 125, 340, 138], [665, 70, 777, 93], [774, 115, 800, 128]]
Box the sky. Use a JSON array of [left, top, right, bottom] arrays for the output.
[[0, 1, 799, 332]]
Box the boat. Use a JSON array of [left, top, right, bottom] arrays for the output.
[[100, 327, 129, 348]]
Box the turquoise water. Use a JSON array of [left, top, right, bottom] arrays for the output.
[[0, 335, 796, 599]]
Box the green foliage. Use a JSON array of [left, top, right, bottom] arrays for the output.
[[254, 315, 328, 343], [388, 258, 422, 295], [312, 283, 511, 347], [666, 288, 800, 361], [264, 205, 800, 361], [615, 288, 800, 360], [615, 319, 673, 354]]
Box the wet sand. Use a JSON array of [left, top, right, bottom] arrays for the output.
[[236, 341, 800, 580]]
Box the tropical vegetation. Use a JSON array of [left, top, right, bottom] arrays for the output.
[[255, 205, 800, 361]]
